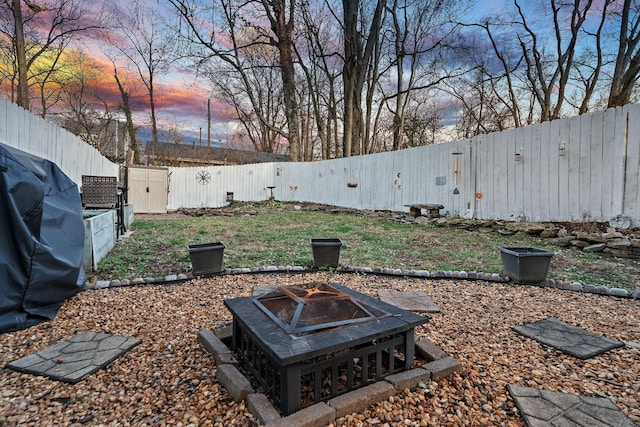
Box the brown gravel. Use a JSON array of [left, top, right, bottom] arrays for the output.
[[1, 272, 639, 426]]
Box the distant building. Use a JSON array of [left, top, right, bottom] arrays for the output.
[[143, 141, 290, 166]]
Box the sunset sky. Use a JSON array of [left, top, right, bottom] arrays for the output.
[[1, 0, 238, 145], [73, 0, 512, 145], [3, 0, 613, 147], [80, 2, 235, 146]]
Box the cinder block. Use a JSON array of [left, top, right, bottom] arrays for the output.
[[415, 337, 447, 362], [214, 323, 233, 341], [422, 356, 462, 381], [326, 381, 395, 418], [246, 393, 281, 425], [216, 364, 254, 402], [197, 330, 237, 365], [266, 402, 336, 427], [385, 368, 430, 392]]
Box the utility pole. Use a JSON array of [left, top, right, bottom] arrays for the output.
[[207, 98, 211, 147]]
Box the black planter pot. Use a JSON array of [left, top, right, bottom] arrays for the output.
[[187, 242, 226, 276], [310, 238, 342, 268], [499, 247, 554, 284]]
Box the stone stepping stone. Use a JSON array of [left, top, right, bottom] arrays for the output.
[[512, 317, 623, 359], [377, 290, 440, 313], [507, 384, 636, 426], [6, 331, 140, 383]]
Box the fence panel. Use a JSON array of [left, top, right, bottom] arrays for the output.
[[623, 104, 640, 222], [604, 108, 640, 216], [548, 119, 562, 221], [0, 98, 118, 185], [3, 97, 640, 226]]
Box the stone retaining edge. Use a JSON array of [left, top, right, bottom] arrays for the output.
[[86, 265, 640, 299]]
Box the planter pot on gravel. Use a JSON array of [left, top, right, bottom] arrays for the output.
[[310, 238, 342, 268], [499, 247, 554, 284], [187, 242, 226, 276]]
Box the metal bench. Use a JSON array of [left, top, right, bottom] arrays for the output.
[[404, 203, 444, 218]]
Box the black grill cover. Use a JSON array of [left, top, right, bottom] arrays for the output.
[[1, 143, 85, 333]]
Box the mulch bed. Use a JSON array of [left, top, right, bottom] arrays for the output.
[[1, 272, 638, 426]]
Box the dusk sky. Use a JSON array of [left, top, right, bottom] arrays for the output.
[[46, 0, 516, 145], [3, 0, 614, 146], [85, 0, 234, 144]]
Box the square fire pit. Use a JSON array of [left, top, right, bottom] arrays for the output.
[[224, 282, 429, 414]]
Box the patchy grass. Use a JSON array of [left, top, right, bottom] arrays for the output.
[[95, 208, 639, 291]]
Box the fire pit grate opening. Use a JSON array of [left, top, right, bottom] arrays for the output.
[[253, 282, 386, 336]]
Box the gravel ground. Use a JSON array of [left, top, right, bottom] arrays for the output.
[[1, 272, 639, 426]]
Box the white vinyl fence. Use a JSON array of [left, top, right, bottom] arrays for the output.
[[0, 97, 119, 184], [169, 104, 640, 226], [2, 95, 639, 226]]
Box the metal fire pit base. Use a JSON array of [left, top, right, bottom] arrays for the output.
[[224, 283, 428, 415]]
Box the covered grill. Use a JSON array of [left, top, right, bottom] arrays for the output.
[[224, 282, 429, 414]]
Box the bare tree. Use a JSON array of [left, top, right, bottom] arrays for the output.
[[464, 20, 524, 128], [381, 0, 463, 151], [514, 0, 595, 121], [566, 0, 613, 114], [56, 51, 125, 162], [342, 0, 385, 157], [0, 0, 104, 111], [110, 1, 177, 147], [608, 0, 640, 107], [209, 55, 286, 154], [258, 0, 301, 161], [113, 65, 140, 164], [7, 0, 28, 108], [31, 39, 68, 118], [168, 0, 303, 159], [294, 0, 342, 159]]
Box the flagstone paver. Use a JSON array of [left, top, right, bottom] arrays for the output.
[[507, 384, 636, 427], [7, 331, 140, 383], [377, 290, 440, 313], [512, 317, 624, 359]]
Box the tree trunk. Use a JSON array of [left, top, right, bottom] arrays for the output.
[[608, 0, 640, 108], [263, 0, 300, 161], [12, 0, 29, 110], [342, 0, 385, 157], [114, 69, 139, 164], [148, 75, 158, 146], [342, 0, 358, 157], [277, 28, 300, 161]]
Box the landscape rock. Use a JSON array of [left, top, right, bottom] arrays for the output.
[[575, 232, 606, 243], [545, 236, 575, 246], [608, 238, 632, 248], [608, 288, 629, 298], [583, 243, 607, 253], [570, 240, 590, 248]]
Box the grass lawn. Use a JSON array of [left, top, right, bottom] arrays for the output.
[[95, 205, 640, 291]]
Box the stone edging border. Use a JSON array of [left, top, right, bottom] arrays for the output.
[[86, 265, 640, 299]]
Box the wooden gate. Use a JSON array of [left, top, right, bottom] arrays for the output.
[[128, 167, 168, 213]]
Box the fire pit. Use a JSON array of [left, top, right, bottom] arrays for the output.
[[224, 282, 429, 414]]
